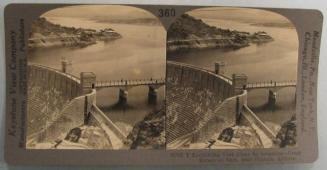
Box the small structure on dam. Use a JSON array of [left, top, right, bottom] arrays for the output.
[[166, 61, 296, 149]]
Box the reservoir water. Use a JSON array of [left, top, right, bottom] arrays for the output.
[[168, 17, 298, 132], [28, 17, 166, 134]]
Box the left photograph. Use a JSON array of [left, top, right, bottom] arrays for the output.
[[26, 5, 166, 150]]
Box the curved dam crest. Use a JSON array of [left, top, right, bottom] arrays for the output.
[[166, 61, 276, 149]]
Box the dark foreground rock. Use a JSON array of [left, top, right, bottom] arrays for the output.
[[187, 125, 263, 149], [167, 14, 273, 52], [127, 106, 165, 149], [275, 115, 297, 148], [29, 17, 122, 49], [29, 125, 112, 149], [216, 126, 263, 148]]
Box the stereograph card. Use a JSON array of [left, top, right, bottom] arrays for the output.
[[3, 3, 323, 165]]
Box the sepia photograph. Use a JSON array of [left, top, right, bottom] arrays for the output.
[[3, 2, 324, 165], [166, 7, 298, 149], [26, 5, 166, 150]]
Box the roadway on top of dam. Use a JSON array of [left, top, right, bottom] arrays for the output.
[[30, 63, 295, 90], [93, 75, 295, 90], [85, 75, 295, 90], [93, 78, 165, 89], [246, 81, 296, 90]]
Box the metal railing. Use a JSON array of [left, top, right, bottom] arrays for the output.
[[246, 80, 296, 89], [95, 78, 165, 88]]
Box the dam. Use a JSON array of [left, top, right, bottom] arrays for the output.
[[26, 61, 164, 149], [166, 61, 296, 149], [26, 60, 296, 149]]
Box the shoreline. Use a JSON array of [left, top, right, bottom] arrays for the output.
[[28, 17, 122, 50]]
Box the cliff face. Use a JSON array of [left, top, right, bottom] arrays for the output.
[[275, 115, 297, 148], [28, 17, 122, 49], [167, 14, 273, 52], [127, 107, 165, 149]]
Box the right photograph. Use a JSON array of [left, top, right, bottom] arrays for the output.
[[166, 7, 298, 149]]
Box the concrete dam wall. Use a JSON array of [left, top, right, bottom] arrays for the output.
[[27, 63, 125, 149], [32, 90, 97, 145], [166, 61, 247, 145], [27, 64, 95, 146], [194, 91, 247, 142]]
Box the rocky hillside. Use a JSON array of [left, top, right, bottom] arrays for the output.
[[28, 17, 122, 49], [275, 115, 297, 148], [167, 14, 273, 52], [127, 106, 165, 149]]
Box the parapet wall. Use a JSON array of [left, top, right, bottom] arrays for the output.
[[166, 61, 235, 144], [241, 105, 276, 148]]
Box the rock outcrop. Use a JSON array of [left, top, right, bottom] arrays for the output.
[[275, 115, 297, 148], [30, 125, 112, 149], [167, 14, 273, 52], [28, 17, 122, 49], [127, 106, 165, 149], [186, 125, 263, 149], [217, 126, 263, 148]]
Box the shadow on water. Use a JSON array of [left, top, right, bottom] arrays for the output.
[[99, 101, 160, 113], [100, 102, 134, 112], [250, 102, 283, 113], [249, 100, 296, 124], [167, 47, 238, 58]]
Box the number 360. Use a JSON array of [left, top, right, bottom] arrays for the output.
[[158, 8, 176, 17]]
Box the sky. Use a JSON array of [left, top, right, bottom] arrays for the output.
[[42, 5, 157, 20], [188, 7, 293, 25], [42, 5, 293, 26]]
